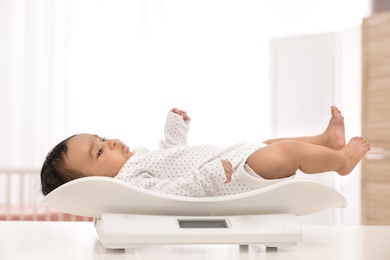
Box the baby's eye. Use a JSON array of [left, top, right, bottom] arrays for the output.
[[97, 137, 106, 158]]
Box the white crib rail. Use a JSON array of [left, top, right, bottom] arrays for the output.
[[0, 168, 91, 221]]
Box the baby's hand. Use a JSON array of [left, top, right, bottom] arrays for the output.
[[221, 160, 233, 184], [171, 108, 190, 121]]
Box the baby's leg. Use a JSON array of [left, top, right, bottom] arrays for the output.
[[264, 106, 345, 150], [246, 137, 370, 179]]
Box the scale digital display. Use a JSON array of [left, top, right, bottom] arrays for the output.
[[178, 219, 228, 229]]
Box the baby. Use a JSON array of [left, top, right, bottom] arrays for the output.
[[40, 106, 370, 197]]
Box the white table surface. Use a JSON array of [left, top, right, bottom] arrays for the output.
[[1, 221, 389, 260]]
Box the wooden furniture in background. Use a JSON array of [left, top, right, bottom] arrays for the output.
[[361, 11, 390, 225]]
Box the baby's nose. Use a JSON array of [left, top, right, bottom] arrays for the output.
[[106, 139, 116, 149]]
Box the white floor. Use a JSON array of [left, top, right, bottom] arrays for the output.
[[1, 221, 390, 260]]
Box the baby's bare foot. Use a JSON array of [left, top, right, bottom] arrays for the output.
[[337, 137, 370, 176], [323, 106, 346, 150]]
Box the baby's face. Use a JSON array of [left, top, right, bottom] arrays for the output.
[[65, 134, 134, 178]]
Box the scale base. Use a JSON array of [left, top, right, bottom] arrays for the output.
[[95, 213, 302, 249]]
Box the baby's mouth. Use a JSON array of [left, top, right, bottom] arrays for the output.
[[122, 143, 129, 152]]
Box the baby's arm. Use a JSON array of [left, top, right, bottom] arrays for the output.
[[159, 108, 191, 149], [168, 110, 233, 183], [221, 160, 232, 183]]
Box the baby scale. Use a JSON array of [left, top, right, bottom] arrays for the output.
[[39, 177, 347, 248]]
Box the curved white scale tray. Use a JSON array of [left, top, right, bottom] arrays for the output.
[[39, 177, 347, 218]]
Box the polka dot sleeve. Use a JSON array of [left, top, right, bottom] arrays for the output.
[[159, 111, 190, 149]]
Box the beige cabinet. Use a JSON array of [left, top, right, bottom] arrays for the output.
[[362, 11, 390, 225]]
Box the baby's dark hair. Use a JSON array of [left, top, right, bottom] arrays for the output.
[[40, 135, 83, 195]]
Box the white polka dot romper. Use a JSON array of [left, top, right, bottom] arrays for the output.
[[115, 111, 290, 197]]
